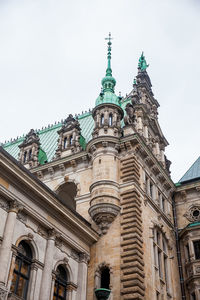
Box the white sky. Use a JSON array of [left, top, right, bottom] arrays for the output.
[[0, 0, 200, 182]]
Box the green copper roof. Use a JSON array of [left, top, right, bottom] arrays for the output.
[[95, 91, 121, 106], [2, 97, 132, 163], [179, 156, 200, 183], [3, 112, 94, 163], [95, 33, 120, 107], [188, 222, 200, 227]]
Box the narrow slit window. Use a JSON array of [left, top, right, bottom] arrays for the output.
[[193, 240, 200, 260], [101, 114, 104, 126], [109, 114, 113, 126]]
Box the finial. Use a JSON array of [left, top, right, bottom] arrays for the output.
[[105, 32, 113, 77], [138, 52, 149, 71]]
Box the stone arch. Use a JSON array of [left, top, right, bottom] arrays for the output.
[[53, 258, 73, 283], [95, 262, 113, 290], [55, 180, 78, 210], [15, 233, 39, 260]]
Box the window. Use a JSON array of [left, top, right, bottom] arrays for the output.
[[193, 240, 200, 259], [149, 181, 153, 198], [53, 265, 68, 300], [191, 292, 196, 300], [153, 228, 170, 291], [10, 241, 32, 300], [101, 114, 104, 126], [109, 114, 113, 126], [23, 151, 27, 163], [69, 135, 73, 146], [64, 137, 67, 149], [100, 266, 110, 289], [28, 149, 32, 160], [186, 244, 190, 261]]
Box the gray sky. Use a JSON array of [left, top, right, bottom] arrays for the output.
[[0, 0, 200, 182]]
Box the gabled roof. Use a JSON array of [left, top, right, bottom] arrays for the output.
[[179, 156, 200, 183], [2, 99, 130, 162]]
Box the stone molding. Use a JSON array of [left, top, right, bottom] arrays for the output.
[[184, 205, 200, 222]]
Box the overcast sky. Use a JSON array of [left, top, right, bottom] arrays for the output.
[[0, 0, 200, 182]]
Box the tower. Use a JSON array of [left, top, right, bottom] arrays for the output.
[[88, 33, 123, 234]]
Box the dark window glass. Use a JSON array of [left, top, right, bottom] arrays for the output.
[[28, 149, 32, 160], [101, 267, 110, 289], [69, 136, 73, 145], [191, 292, 196, 300], [193, 240, 200, 259], [53, 265, 67, 300], [10, 241, 32, 300], [186, 244, 190, 261], [23, 151, 27, 163], [64, 137, 67, 149]]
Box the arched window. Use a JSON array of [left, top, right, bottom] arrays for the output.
[[28, 149, 32, 160], [23, 151, 27, 163], [101, 114, 104, 126], [109, 114, 113, 126], [53, 265, 68, 300], [100, 266, 110, 289], [64, 137, 67, 149], [10, 241, 32, 300]]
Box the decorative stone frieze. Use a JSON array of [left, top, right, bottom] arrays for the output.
[[0, 286, 8, 300]]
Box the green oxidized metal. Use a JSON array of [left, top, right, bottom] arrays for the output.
[[138, 52, 149, 71], [95, 33, 120, 107], [95, 288, 111, 300]]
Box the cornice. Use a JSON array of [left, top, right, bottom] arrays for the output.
[[31, 151, 89, 173], [120, 133, 175, 189], [0, 151, 98, 246]]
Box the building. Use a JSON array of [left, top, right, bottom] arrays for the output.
[[0, 34, 199, 300]]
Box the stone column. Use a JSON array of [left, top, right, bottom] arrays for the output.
[[0, 200, 22, 286], [76, 253, 90, 300], [39, 229, 58, 300]]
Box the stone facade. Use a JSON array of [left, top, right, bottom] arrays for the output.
[[1, 44, 198, 300]]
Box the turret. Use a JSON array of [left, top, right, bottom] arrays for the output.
[[88, 33, 122, 234]]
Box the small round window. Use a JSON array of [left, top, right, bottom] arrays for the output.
[[193, 210, 200, 217]]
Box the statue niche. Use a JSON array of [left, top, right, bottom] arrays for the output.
[[124, 103, 136, 126], [55, 114, 83, 159]]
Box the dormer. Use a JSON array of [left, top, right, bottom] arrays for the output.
[[18, 129, 41, 169], [55, 114, 84, 159]]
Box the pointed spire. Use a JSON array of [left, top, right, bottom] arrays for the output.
[[100, 32, 116, 94], [105, 32, 113, 77], [138, 52, 149, 71]]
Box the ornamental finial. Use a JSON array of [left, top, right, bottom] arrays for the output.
[[105, 32, 113, 77], [138, 52, 149, 71]]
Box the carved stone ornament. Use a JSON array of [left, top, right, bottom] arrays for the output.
[[124, 103, 136, 126], [19, 129, 40, 148], [0, 286, 8, 300], [88, 203, 120, 234], [184, 205, 200, 222]]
